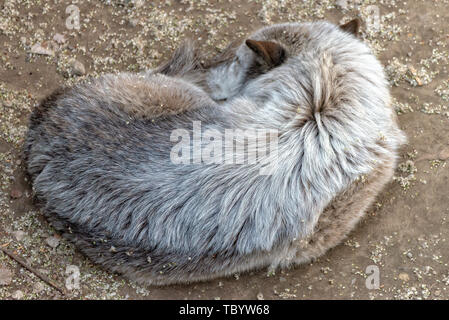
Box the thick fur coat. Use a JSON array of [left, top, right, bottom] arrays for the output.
[[24, 21, 406, 285]]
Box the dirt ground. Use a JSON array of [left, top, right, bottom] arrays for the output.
[[0, 0, 448, 300]]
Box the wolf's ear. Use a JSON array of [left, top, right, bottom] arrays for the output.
[[340, 18, 361, 36], [245, 39, 286, 67]]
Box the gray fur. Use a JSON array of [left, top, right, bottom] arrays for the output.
[[24, 21, 406, 285]]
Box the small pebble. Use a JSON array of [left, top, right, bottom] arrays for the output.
[[11, 290, 24, 299], [2, 100, 13, 108], [128, 18, 139, 27], [45, 236, 60, 249], [336, 0, 348, 10], [38, 268, 50, 275], [398, 273, 410, 282], [53, 33, 66, 44], [30, 43, 54, 56], [0, 267, 13, 286], [439, 148, 449, 160], [12, 230, 26, 241], [70, 59, 86, 76], [33, 282, 45, 293]]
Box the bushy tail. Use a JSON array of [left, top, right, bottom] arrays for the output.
[[154, 40, 204, 78]]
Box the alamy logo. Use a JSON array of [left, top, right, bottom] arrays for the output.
[[170, 121, 279, 175], [65, 265, 80, 291], [363, 5, 380, 32], [65, 5, 80, 30], [365, 265, 380, 290]]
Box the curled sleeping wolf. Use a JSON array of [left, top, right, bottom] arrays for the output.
[[24, 19, 406, 285]]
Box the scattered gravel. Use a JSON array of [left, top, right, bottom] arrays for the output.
[[0, 0, 447, 301]]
